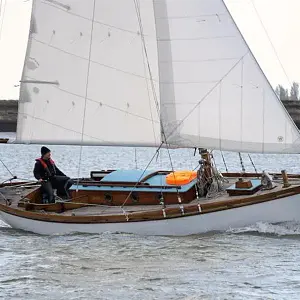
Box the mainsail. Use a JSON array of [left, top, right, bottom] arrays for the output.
[[17, 0, 161, 147], [16, 0, 300, 153]]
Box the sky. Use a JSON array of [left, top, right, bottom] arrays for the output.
[[0, 0, 300, 99]]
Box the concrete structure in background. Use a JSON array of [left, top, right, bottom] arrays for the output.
[[281, 100, 300, 130], [0, 100, 18, 132], [1, 100, 300, 133]]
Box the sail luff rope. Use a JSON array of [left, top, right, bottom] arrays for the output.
[[133, 0, 183, 214], [76, 0, 96, 190]]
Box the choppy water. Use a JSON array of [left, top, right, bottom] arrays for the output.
[[1, 136, 300, 299]]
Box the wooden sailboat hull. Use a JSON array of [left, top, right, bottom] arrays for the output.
[[1, 192, 300, 235]]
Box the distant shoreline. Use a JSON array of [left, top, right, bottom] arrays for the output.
[[1, 100, 300, 133], [0, 100, 18, 132]]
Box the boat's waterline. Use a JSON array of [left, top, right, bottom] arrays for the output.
[[1, 194, 300, 235]]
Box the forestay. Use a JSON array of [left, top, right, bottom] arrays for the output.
[[17, 0, 161, 147], [17, 0, 300, 153]]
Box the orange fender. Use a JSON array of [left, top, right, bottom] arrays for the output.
[[166, 170, 197, 185]]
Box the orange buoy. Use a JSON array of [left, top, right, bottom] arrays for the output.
[[166, 170, 197, 185]]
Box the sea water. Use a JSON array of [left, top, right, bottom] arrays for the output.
[[1, 137, 300, 299]]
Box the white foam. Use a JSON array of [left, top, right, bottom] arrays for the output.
[[0, 219, 10, 228], [227, 221, 300, 236]]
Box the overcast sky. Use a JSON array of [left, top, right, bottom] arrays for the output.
[[0, 0, 299, 99]]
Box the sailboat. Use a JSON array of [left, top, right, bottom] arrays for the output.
[[1, 0, 300, 235]]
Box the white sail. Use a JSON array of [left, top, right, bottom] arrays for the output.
[[17, 0, 161, 146], [17, 0, 300, 153], [154, 0, 300, 153]]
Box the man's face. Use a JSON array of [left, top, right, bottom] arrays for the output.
[[43, 152, 51, 160]]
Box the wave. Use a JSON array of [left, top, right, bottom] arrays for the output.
[[227, 221, 300, 237], [0, 219, 9, 228]]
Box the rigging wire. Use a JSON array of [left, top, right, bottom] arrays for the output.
[[132, 0, 183, 212], [134, 148, 138, 169], [133, 8, 172, 144], [132, 0, 159, 115], [75, 0, 96, 190], [166, 54, 248, 141], [158, 149, 166, 217], [121, 142, 164, 208], [249, 0, 292, 87], [248, 153, 258, 175], [0, 0, 6, 42], [0, 156, 15, 178], [138, 12, 157, 144], [221, 150, 228, 172], [238, 152, 246, 173]]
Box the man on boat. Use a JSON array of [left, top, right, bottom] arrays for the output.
[[33, 146, 73, 203]]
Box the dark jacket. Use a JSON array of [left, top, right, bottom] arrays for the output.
[[33, 158, 66, 180]]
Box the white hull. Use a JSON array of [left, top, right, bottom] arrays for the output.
[[1, 194, 300, 235]]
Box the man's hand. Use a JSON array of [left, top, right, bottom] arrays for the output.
[[38, 179, 43, 182]]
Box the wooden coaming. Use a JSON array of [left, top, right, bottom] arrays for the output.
[[70, 186, 197, 206]]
